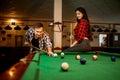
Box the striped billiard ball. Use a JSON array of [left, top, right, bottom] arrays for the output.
[[61, 52, 64, 59]]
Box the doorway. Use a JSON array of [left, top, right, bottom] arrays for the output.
[[99, 34, 107, 47], [15, 35, 23, 47]]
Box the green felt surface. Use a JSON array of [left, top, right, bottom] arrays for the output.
[[21, 51, 120, 80]]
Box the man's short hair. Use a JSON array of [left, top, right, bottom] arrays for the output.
[[33, 23, 43, 29]]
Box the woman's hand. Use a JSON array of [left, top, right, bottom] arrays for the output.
[[70, 35, 74, 40], [70, 44, 74, 47], [70, 40, 78, 47]]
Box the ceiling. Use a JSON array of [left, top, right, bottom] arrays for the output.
[[0, 0, 120, 23]]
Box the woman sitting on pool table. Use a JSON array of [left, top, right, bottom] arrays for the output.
[[63, 7, 92, 52]]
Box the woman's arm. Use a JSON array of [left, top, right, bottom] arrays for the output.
[[70, 40, 78, 47]]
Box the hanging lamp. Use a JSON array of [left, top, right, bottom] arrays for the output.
[[14, 25, 21, 30], [4, 25, 12, 30], [23, 25, 29, 30]]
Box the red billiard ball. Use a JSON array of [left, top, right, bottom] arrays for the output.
[[80, 58, 86, 64], [92, 55, 98, 60], [75, 54, 80, 60]]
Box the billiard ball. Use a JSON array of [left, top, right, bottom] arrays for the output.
[[61, 62, 69, 71], [61, 52, 64, 59], [75, 54, 80, 60], [53, 53, 58, 57], [111, 56, 116, 61], [92, 55, 98, 60], [80, 58, 86, 64]]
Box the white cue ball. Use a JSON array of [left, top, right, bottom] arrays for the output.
[[53, 53, 58, 57], [61, 62, 69, 71]]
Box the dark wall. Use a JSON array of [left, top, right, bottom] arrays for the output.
[[0, 47, 30, 74], [109, 33, 120, 47]]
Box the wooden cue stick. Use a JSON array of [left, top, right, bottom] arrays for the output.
[[20, 45, 48, 62], [29, 45, 47, 53]]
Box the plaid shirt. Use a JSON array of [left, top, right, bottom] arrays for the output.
[[24, 28, 52, 51], [74, 19, 90, 42]]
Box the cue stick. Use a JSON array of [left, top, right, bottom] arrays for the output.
[[20, 45, 47, 63], [29, 45, 56, 56], [30, 45, 47, 64], [29, 44, 48, 53]]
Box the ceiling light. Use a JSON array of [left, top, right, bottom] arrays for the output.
[[4, 25, 12, 30], [104, 28, 110, 32], [97, 28, 103, 32], [23, 25, 29, 30], [14, 25, 21, 30]]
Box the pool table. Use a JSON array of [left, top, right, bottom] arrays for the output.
[[0, 51, 120, 80]]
